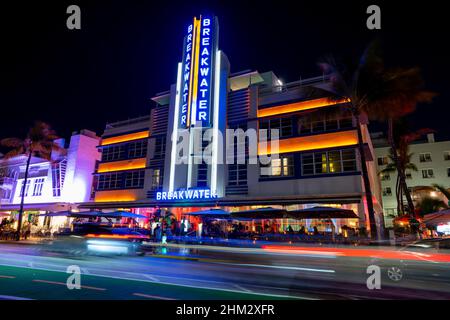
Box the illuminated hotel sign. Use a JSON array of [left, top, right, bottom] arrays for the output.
[[156, 189, 219, 201], [178, 15, 217, 128]]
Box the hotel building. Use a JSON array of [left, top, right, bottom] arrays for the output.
[[0, 130, 100, 231], [81, 15, 384, 233], [374, 132, 450, 226]]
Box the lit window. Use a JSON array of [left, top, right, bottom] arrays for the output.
[[381, 172, 390, 181], [302, 149, 356, 176], [260, 155, 294, 177], [151, 169, 161, 190]]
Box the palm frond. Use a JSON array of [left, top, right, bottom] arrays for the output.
[[0, 137, 24, 148]]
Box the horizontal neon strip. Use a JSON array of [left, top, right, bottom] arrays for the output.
[[94, 190, 138, 202], [86, 234, 148, 239], [257, 98, 349, 118], [101, 131, 149, 146], [97, 158, 146, 173], [258, 130, 358, 155]]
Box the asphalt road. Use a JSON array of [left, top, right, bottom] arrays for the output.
[[0, 242, 449, 300]]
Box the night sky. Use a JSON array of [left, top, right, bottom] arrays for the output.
[[1, 0, 448, 149]]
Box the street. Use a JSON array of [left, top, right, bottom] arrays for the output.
[[1, 242, 450, 300]]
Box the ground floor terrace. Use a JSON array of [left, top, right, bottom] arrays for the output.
[[0, 193, 384, 242]]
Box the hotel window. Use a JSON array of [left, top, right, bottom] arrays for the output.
[[301, 149, 357, 176], [419, 153, 432, 163], [382, 187, 392, 197], [381, 172, 390, 181], [97, 173, 122, 190], [447, 168, 450, 177], [260, 155, 294, 177], [377, 156, 388, 166], [151, 169, 162, 190], [444, 151, 450, 161], [153, 136, 166, 159], [128, 140, 148, 159], [298, 114, 353, 135], [124, 170, 145, 188], [422, 169, 434, 179], [19, 180, 31, 197], [101, 145, 125, 161], [51, 160, 66, 197], [259, 117, 292, 140], [405, 170, 412, 179], [32, 178, 45, 196], [1, 188, 11, 200], [228, 164, 247, 185]]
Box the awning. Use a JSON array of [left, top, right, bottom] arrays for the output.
[[230, 207, 288, 219], [183, 209, 230, 218], [286, 206, 359, 219], [37, 210, 103, 218]]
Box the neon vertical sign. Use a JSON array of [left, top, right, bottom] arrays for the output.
[[196, 16, 215, 127], [179, 19, 196, 129]]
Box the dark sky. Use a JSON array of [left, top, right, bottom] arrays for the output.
[[1, 0, 449, 148]]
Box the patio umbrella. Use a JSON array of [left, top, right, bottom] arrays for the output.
[[100, 211, 147, 219], [230, 207, 288, 220], [286, 206, 358, 220], [184, 209, 230, 218]]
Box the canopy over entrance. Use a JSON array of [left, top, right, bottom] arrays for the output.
[[286, 206, 358, 219]]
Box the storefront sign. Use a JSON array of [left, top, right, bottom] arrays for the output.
[[156, 188, 219, 201]]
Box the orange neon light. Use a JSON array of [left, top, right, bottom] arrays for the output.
[[258, 130, 358, 155], [101, 131, 149, 146], [257, 98, 349, 118], [97, 158, 146, 173], [94, 190, 138, 203]]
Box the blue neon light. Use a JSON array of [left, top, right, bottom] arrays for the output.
[[156, 188, 219, 201]]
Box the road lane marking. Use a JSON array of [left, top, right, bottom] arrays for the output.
[[132, 293, 176, 300], [0, 295, 32, 300], [0, 262, 312, 300], [0, 275, 16, 279], [32, 279, 106, 291], [234, 284, 252, 293], [217, 262, 336, 273], [143, 274, 160, 282]]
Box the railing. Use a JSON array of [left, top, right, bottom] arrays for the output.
[[105, 115, 151, 129], [258, 74, 331, 97]]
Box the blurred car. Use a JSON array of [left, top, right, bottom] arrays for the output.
[[43, 223, 149, 256], [369, 238, 450, 282]]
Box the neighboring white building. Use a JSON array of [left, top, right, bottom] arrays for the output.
[[373, 132, 450, 226], [0, 129, 101, 231]]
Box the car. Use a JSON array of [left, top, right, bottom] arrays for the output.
[[369, 238, 450, 283]]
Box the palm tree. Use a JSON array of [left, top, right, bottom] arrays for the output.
[[380, 147, 418, 215], [432, 184, 450, 205], [0, 122, 63, 240], [318, 41, 434, 238]]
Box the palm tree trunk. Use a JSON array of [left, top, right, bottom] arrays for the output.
[[395, 175, 402, 214], [17, 152, 32, 241], [387, 119, 415, 217], [355, 114, 378, 238]]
